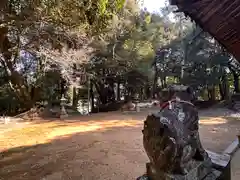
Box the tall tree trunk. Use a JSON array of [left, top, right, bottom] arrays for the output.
[[232, 71, 240, 93], [117, 81, 120, 101], [94, 81, 108, 105], [152, 67, 158, 98], [72, 86, 78, 108], [145, 85, 151, 99], [109, 81, 115, 102], [225, 78, 230, 100], [208, 86, 216, 101], [161, 79, 164, 89], [163, 76, 167, 88], [220, 74, 230, 100], [90, 80, 94, 110], [160, 77, 167, 89], [140, 88, 144, 100], [233, 74, 239, 93], [219, 84, 224, 100]]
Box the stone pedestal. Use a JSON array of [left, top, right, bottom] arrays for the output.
[[137, 170, 221, 180], [204, 170, 221, 180], [60, 106, 68, 119], [137, 152, 230, 180], [145, 158, 214, 180]]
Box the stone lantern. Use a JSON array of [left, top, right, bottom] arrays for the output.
[[60, 95, 68, 119]]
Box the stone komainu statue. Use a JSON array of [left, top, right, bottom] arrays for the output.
[[142, 85, 209, 178]]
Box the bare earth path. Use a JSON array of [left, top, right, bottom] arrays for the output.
[[0, 108, 240, 180]]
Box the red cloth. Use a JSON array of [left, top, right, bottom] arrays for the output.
[[160, 99, 177, 110], [160, 99, 194, 111]]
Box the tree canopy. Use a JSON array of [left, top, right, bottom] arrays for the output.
[[0, 1, 239, 115]]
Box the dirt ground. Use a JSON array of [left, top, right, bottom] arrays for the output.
[[0, 108, 240, 180]]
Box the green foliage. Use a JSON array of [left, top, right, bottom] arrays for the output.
[[0, 1, 239, 114]]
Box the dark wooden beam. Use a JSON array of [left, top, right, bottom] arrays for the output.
[[170, 0, 240, 62]]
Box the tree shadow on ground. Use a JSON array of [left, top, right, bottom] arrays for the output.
[[0, 141, 80, 180], [1, 109, 240, 180], [0, 123, 145, 180]]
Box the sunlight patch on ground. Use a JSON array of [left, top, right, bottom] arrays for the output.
[[0, 119, 141, 151], [199, 117, 228, 125], [48, 120, 141, 138], [229, 113, 240, 118]]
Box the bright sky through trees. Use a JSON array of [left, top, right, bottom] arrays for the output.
[[141, 0, 166, 12], [140, 0, 175, 21]]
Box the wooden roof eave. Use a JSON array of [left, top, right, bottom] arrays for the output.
[[169, 0, 240, 61]]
